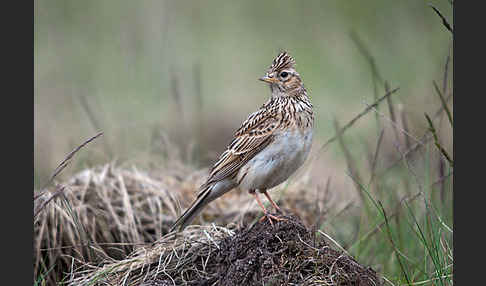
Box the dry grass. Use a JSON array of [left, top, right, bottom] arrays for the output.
[[34, 162, 186, 284], [67, 224, 236, 285], [33, 155, 333, 285]]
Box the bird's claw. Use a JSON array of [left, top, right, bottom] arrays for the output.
[[259, 212, 287, 226]]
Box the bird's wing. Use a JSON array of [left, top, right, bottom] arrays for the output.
[[198, 106, 280, 195]]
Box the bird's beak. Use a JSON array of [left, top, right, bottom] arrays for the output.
[[259, 75, 279, 84]]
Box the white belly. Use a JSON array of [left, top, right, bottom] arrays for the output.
[[237, 128, 313, 191]]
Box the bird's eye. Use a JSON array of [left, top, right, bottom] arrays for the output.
[[280, 72, 289, 78]]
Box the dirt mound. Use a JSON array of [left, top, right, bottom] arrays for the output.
[[144, 214, 381, 286]]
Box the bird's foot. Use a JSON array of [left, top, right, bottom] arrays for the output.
[[259, 212, 287, 226]]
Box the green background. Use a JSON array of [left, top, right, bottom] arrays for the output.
[[34, 0, 452, 188]]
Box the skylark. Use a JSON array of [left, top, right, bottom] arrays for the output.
[[170, 51, 314, 231]]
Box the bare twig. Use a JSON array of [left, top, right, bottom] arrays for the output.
[[431, 170, 453, 189], [442, 50, 451, 96], [34, 184, 67, 220], [437, 48, 452, 132], [393, 139, 425, 194], [41, 132, 104, 190], [399, 106, 412, 151], [433, 92, 453, 119], [433, 80, 453, 126], [350, 30, 384, 133], [379, 90, 452, 178], [35, 131, 104, 235], [317, 87, 400, 154], [368, 129, 385, 188], [349, 31, 384, 84], [424, 113, 453, 166], [385, 81, 400, 143], [367, 103, 423, 146], [429, 5, 453, 34]]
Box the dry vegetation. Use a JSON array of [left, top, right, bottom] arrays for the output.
[[34, 153, 334, 285], [34, 154, 383, 285]]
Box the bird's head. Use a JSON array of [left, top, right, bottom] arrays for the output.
[[259, 51, 303, 96]]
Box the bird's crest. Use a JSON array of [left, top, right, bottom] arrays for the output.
[[268, 51, 296, 73]]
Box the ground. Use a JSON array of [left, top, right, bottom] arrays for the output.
[[143, 214, 381, 286]]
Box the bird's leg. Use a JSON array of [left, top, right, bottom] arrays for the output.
[[250, 190, 285, 226], [260, 189, 283, 214]]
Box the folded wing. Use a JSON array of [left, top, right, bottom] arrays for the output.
[[198, 105, 281, 195]]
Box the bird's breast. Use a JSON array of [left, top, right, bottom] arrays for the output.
[[237, 127, 313, 190]]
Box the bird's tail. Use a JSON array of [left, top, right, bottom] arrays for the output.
[[169, 185, 213, 232]]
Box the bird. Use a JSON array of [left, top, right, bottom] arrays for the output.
[[170, 51, 314, 232]]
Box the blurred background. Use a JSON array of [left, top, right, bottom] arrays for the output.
[[34, 0, 452, 190]]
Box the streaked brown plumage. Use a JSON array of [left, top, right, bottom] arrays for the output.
[[170, 51, 314, 232]]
